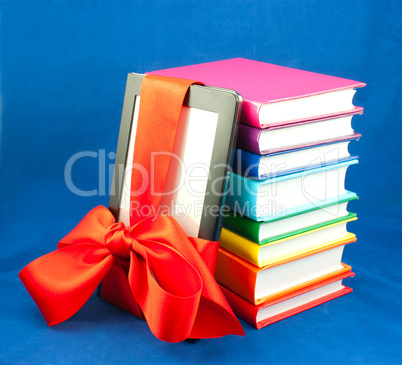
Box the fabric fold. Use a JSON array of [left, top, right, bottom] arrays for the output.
[[19, 206, 244, 342]]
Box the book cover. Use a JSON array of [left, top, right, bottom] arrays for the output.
[[226, 160, 358, 221], [148, 58, 365, 128], [220, 270, 354, 329], [219, 216, 357, 267], [215, 237, 355, 305], [236, 111, 362, 155], [233, 139, 359, 180], [223, 208, 357, 245]]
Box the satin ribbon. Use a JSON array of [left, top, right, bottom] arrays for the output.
[[19, 75, 244, 342], [19, 206, 244, 342], [130, 75, 203, 225]]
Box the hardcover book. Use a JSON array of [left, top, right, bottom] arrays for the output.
[[148, 58, 365, 128], [236, 112, 361, 155], [233, 139, 359, 180], [215, 238, 355, 305], [223, 197, 358, 245], [219, 215, 357, 267], [226, 160, 358, 221], [220, 270, 354, 329]]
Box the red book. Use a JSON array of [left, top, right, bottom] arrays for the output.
[[220, 270, 354, 329]]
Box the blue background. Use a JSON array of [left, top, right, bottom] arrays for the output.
[[1, 1, 401, 364]]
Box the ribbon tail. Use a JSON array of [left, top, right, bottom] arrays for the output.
[[190, 296, 245, 339], [19, 244, 114, 326], [129, 215, 245, 339], [184, 239, 245, 338], [186, 239, 245, 338], [128, 242, 204, 343]]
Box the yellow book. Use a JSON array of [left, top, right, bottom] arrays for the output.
[[219, 216, 357, 267]]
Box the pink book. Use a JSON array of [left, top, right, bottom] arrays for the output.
[[148, 58, 365, 129]]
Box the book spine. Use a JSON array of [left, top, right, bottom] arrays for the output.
[[222, 213, 261, 243], [239, 99, 263, 128], [226, 174, 260, 221], [220, 228, 261, 267], [232, 149, 262, 179], [215, 249, 258, 304], [235, 124, 263, 154]]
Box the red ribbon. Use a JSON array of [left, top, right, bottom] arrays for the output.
[[19, 206, 244, 342], [19, 75, 244, 342]]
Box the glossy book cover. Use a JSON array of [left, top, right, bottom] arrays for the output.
[[220, 270, 354, 329], [215, 238, 355, 305], [232, 138, 359, 180], [236, 112, 362, 155], [219, 215, 357, 267], [149, 58, 365, 128], [226, 160, 358, 221]]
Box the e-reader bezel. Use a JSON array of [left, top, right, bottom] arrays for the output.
[[109, 73, 242, 241]]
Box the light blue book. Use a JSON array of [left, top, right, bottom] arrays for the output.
[[225, 160, 358, 221]]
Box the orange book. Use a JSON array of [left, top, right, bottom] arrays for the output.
[[220, 270, 354, 329], [215, 235, 356, 304]]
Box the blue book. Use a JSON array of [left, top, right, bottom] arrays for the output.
[[232, 139, 358, 180], [225, 160, 358, 221]]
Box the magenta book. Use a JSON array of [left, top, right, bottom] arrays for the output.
[[237, 110, 362, 155], [149, 58, 365, 128]]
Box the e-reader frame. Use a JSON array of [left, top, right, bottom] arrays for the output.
[[109, 73, 242, 242]]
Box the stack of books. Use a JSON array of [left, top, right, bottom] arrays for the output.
[[150, 58, 365, 329]]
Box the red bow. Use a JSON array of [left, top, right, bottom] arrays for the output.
[[19, 205, 244, 342]]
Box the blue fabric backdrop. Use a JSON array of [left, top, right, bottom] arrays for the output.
[[1, 1, 401, 364]]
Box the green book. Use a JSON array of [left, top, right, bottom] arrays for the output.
[[222, 196, 357, 245]]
